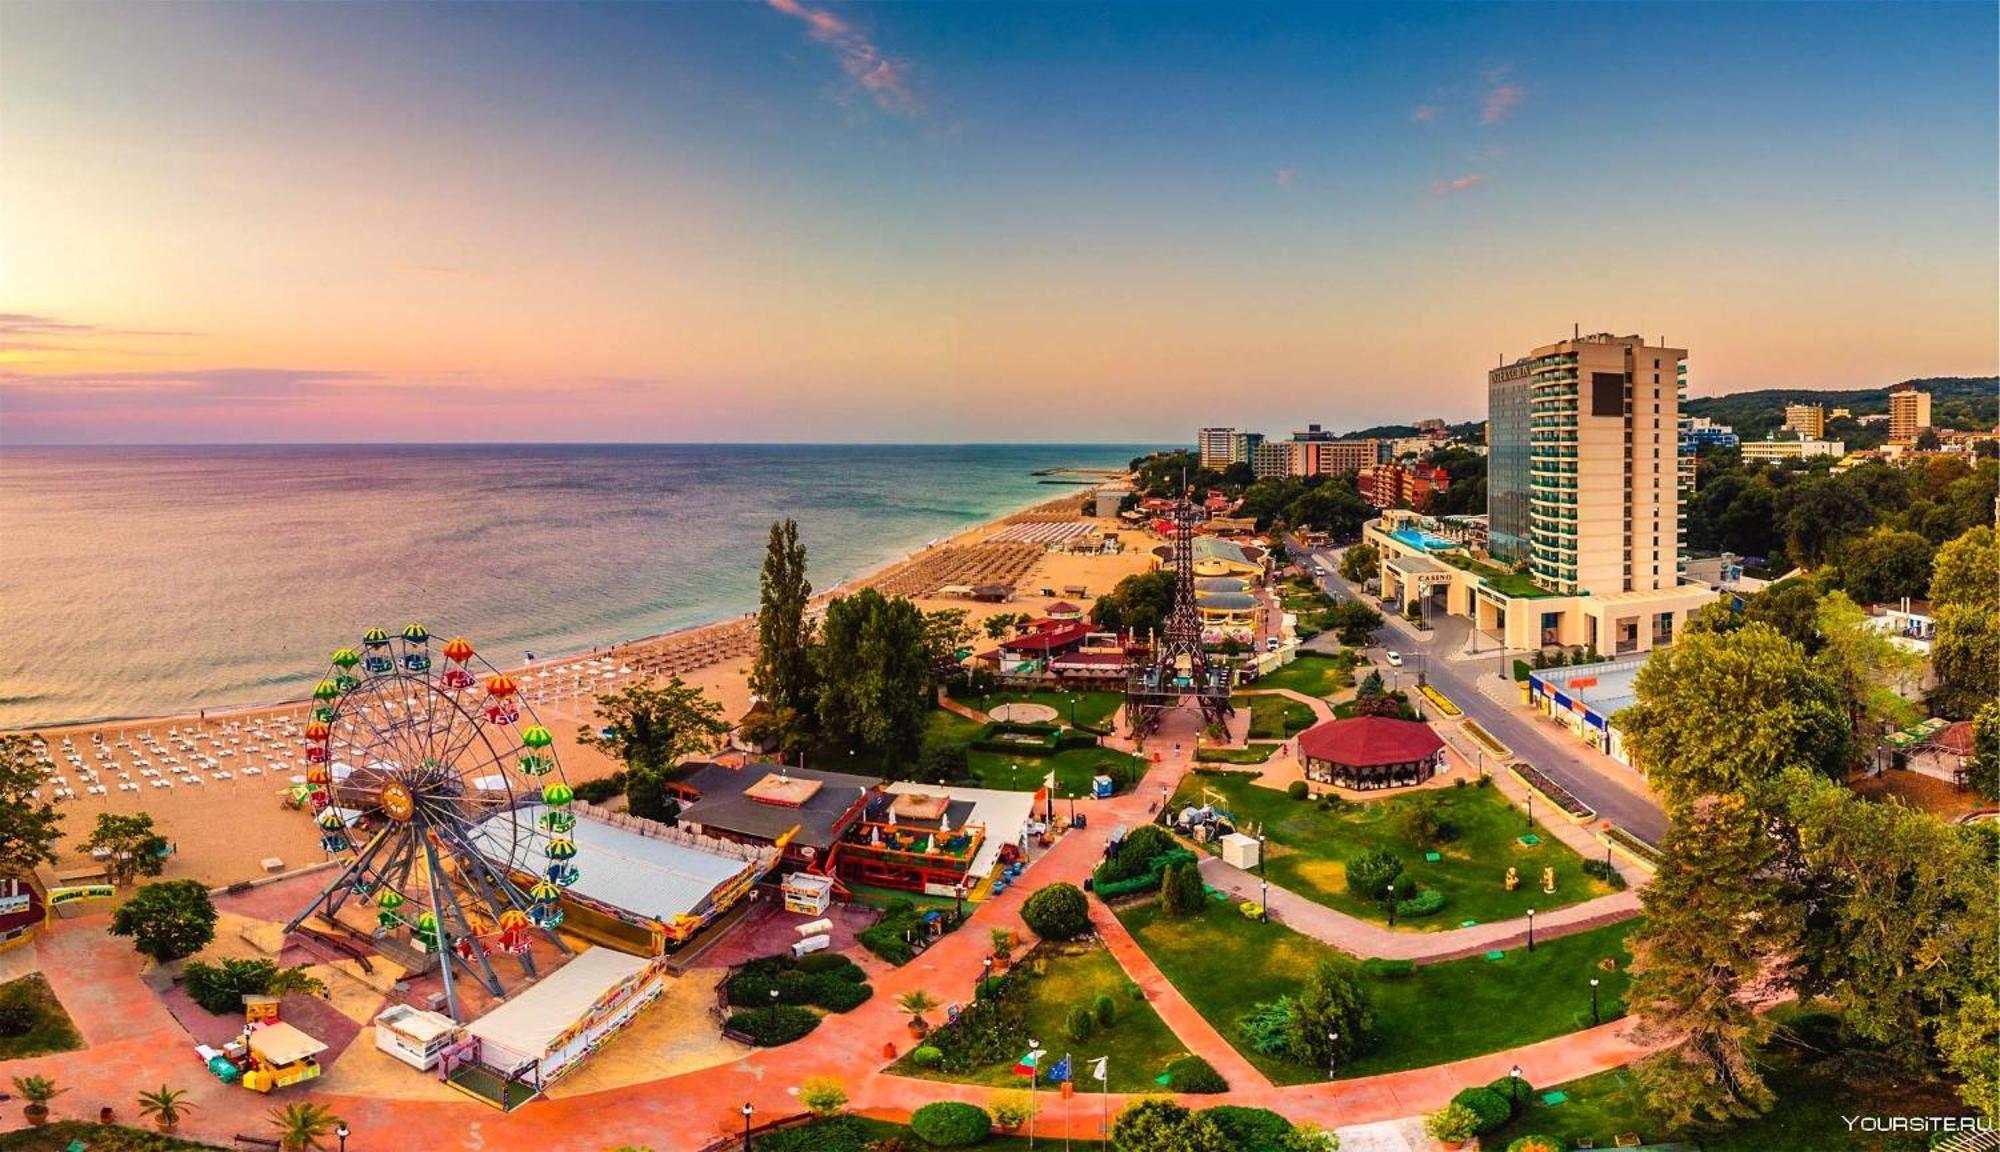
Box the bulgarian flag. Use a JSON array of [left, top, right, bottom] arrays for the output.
[[1013, 1048, 1043, 1077]]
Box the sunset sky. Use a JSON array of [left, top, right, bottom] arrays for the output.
[[2, 1, 1994, 444]]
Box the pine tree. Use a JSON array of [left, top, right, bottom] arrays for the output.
[[1628, 793, 1785, 1128], [750, 518, 816, 746]]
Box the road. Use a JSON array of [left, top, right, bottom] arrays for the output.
[[1291, 540, 1669, 845]]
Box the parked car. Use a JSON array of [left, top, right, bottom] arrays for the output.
[[1385, 650, 1404, 667]]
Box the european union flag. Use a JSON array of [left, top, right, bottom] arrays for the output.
[[1048, 1055, 1072, 1084]]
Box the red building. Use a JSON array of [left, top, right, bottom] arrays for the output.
[[1358, 462, 1452, 510]]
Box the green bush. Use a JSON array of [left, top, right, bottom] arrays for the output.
[[1021, 883, 1092, 941], [1064, 1004, 1095, 1042], [1394, 889, 1447, 918], [1200, 1106, 1295, 1152], [1236, 997, 1295, 1057], [1286, 780, 1309, 800], [725, 1005, 820, 1046], [1163, 1054, 1228, 1094], [1160, 860, 1205, 918], [1102, 824, 1176, 882], [1451, 1086, 1513, 1134], [572, 772, 628, 804], [182, 957, 281, 1015], [1488, 1074, 1534, 1115], [1094, 847, 1198, 900], [796, 952, 865, 978], [813, 977, 874, 1013], [1507, 1135, 1564, 1152], [1581, 857, 1629, 889], [757, 1116, 872, 1152], [909, 1045, 943, 1068], [1345, 849, 1404, 901], [908, 1101, 992, 1147], [1093, 992, 1116, 1028], [1426, 1103, 1480, 1145], [1360, 957, 1416, 979]]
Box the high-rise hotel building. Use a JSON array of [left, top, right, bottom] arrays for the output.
[[1487, 333, 1686, 596]]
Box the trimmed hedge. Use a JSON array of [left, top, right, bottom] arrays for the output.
[[726, 953, 871, 1013], [1488, 1074, 1535, 1115], [1093, 847, 1198, 901], [725, 1004, 819, 1046], [1451, 1086, 1513, 1134], [1164, 1054, 1229, 1094], [1021, 882, 1092, 941], [1201, 1106, 1295, 1152], [756, 1117, 873, 1152], [909, 1101, 992, 1147], [1394, 888, 1447, 918]]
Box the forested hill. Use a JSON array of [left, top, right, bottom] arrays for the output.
[[1686, 376, 1996, 440]]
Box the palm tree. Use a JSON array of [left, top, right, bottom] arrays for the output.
[[897, 988, 940, 1034], [138, 1084, 195, 1132], [268, 1100, 344, 1152], [11, 1075, 65, 1126]]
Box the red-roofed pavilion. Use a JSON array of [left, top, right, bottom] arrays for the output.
[[1295, 715, 1446, 790]]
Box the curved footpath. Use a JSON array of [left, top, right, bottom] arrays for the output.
[[0, 705, 1659, 1150]]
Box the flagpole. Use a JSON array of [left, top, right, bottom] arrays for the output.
[[1100, 1056, 1109, 1142], [1028, 1054, 1037, 1151]]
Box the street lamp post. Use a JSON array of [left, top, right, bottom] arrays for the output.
[[1590, 977, 1601, 1025], [1386, 883, 1397, 927], [1259, 832, 1268, 920], [981, 956, 993, 997], [1526, 907, 1536, 952], [336, 1125, 349, 1152], [768, 986, 779, 1028], [1509, 1065, 1522, 1109], [1526, 792, 1534, 829], [1327, 1032, 1339, 1080], [742, 1103, 754, 1152]]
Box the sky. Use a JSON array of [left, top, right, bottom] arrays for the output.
[[1, 1, 1994, 444]]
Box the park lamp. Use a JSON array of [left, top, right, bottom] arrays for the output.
[[336, 1125, 349, 1152]]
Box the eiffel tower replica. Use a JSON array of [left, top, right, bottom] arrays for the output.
[[1124, 489, 1235, 740]]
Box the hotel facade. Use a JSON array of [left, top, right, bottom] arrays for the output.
[[1368, 332, 1715, 656]]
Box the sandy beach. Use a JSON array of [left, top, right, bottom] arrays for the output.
[[19, 486, 1155, 890]]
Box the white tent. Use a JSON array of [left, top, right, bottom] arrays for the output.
[[464, 948, 660, 1084]]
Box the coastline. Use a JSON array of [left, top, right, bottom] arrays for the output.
[[13, 483, 1111, 738]]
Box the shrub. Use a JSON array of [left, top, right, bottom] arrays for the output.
[[1125, 979, 1146, 1001], [1111, 1099, 1230, 1151], [1093, 992, 1117, 1028], [1021, 883, 1092, 941], [990, 1090, 1036, 1131], [109, 879, 216, 962], [1488, 1074, 1534, 1115], [1507, 1137, 1563, 1152], [572, 772, 627, 804], [908, 1101, 992, 1147], [1164, 1054, 1228, 1094], [1343, 849, 1404, 901], [1094, 847, 1199, 901], [759, 1117, 871, 1152], [909, 1045, 943, 1068], [0, 992, 33, 1038], [1394, 889, 1447, 918], [183, 957, 282, 1015], [1065, 1004, 1095, 1042], [725, 1005, 819, 1046], [1391, 795, 1455, 845], [797, 952, 865, 978], [775, 969, 822, 1005], [813, 977, 874, 1013], [915, 743, 970, 784], [1450, 1087, 1513, 1134], [1199, 1106, 1294, 1152], [1160, 860, 1205, 918], [1286, 780, 1309, 800], [800, 1075, 848, 1118], [1360, 957, 1415, 979], [1237, 997, 1295, 1057], [1581, 857, 1629, 889], [1425, 1103, 1479, 1145], [1103, 824, 1176, 882]]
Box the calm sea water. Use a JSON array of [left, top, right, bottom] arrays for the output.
[[0, 444, 1150, 729]]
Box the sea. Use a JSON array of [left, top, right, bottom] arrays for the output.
[[0, 444, 1153, 730]]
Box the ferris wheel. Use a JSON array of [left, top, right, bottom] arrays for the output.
[[283, 624, 579, 1020]]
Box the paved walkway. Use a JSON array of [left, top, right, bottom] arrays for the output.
[[0, 701, 1663, 1150]]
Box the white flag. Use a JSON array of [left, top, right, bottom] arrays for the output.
[[1045, 770, 1058, 790], [1090, 1056, 1108, 1082]]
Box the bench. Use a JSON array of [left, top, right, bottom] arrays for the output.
[[234, 1134, 282, 1149]]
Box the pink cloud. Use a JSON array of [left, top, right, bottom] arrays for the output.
[[766, 0, 920, 116], [1480, 67, 1523, 125], [1410, 104, 1441, 123], [1429, 173, 1487, 196]]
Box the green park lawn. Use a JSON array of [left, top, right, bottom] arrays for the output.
[[967, 744, 1148, 798], [1232, 694, 1317, 739], [1487, 1006, 1963, 1152], [0, 974, 83, 1061], [1243, 652, 1355, 699], [1171, 772, 1616, 928], [809, 707, 987, 780], [895, 943, 1188, 1094], [969, 689, 1125, 731], [1117, 896, 1636, 1085], [1195, 743, 1282, 765]]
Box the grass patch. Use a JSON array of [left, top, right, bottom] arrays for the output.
[[1487, 1007, 1962, 1152], [805, 707, 986, 780], [1170, 773, 1613, 928], [894, 943, 1187, 1093], [967, 689, 1125, 731], [1233, 695, 1317, 739], [966, 745, 1147, 797], [1117, 896, 1636, 1085], [1244, 653, 1356, 698], [0, 974, 83, 1061], [0, 1124, 225, 1152], [1195, 744, 1282, 765]]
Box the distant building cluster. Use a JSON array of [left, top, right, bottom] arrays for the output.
[[1197, 419, 1465, 481], [1357, 460, 1451, 510]]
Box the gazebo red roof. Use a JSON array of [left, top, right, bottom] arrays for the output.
[[999, 620, 1092, 653], [1296, 716, 1444, 768]]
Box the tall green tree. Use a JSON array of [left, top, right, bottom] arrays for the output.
[[749, 518, 816, 744], [110, 879, 217, 963], [1812, 591, 1923, 743], [579, 678, 728, 820], [816, 587, 931, 761], [1629, 794, 1784, 1129], [0, 735, 62, 879], [85, 812, 171, 885], [1783, 477, 1870, 569], [1338, 543, 1379, 583], [1282, 957, 1373, 1070], [1930, 525, 1997, 609], [1091, 570, 1177, 637], [1836, 528, 1935, 604], [1616, 623, 1852, 811], [921, 608, 976, 687], [1932, 603, 2000, 720]]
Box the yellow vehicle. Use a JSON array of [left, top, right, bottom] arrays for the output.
[[239, 1022, 327, 1093]]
